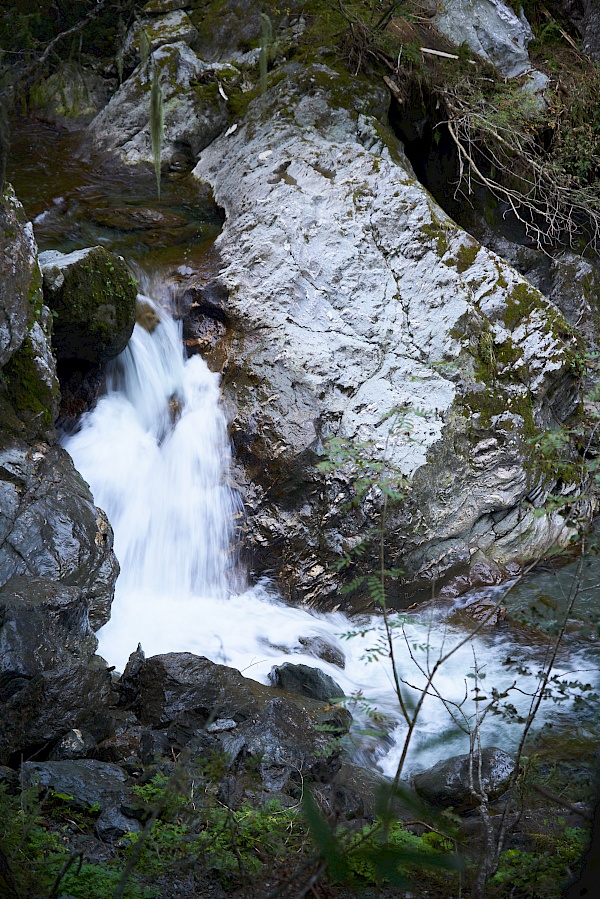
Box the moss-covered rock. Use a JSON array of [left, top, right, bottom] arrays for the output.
[[2, 319, 60, 441], [39, 247, 137, 364]]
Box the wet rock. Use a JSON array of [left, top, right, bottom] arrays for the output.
[[22, 759, 128, 809], [134, 652, 258, 727], [166, 712, 220, 752], [94, 731, 141, 763], [96, 806, 142, 842], [0, 576, 97, 681], [194, 61, 584, 604], [298, 635, 345, 668], [139, 728, 172, 764], [269, 663, 345, 702], [136, 299, 161, 332], [412, 747, 515, 813], [91, 206, 189, 232], [435, 0, 533, 77], [56, 359, 105, 433], [0, 185, 39, 368], [119, 644, 146, 706], [0, 665, 116, 764], [0, 443, 119, 631], [49, 729, 98, 761], [227, 697, 341, 793], [39, 246, 137, 365]]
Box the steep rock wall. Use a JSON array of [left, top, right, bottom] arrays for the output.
[[192, 63, 587, 604], [0, 186, 119, 630]]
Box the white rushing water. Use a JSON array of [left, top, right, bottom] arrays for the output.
[[64, 286, 587, 777]]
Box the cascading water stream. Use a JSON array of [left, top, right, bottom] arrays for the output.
[[64, 278, 593, 777]]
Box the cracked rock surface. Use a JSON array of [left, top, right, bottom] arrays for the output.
[[193, 62, 586, 603]]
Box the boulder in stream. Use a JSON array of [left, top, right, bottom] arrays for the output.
[[412, 747, 515, 813], [39, 246, 137, 365], [269, 662, 345, 702]]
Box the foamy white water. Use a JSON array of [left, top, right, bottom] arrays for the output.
[[64, 286, 588, 776]]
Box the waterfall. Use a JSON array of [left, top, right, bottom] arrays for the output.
[[63, 280, 591, 777]]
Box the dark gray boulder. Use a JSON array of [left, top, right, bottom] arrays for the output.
[[225, 697, 341, 793], [96, 806, 142, 842], [412, 747, 515, 813], [269, 663, 345, 702], [0, 443, 119, 631], [49, 728, 98, 761], [39, 246, 137, 365], [133, 652, 259, 727], [0, 576, 97, 681], [0, 665, 116, 764], [22, 759, 128, 808], [298, 635, 345, 668]]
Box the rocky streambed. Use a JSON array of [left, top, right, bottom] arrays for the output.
[[1, 0, 600, 894]]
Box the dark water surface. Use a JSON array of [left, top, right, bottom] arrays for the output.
[[7, 117, 223, 270]]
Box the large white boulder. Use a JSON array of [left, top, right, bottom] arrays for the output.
[[436, 0, 533, 77], [192, 63, 586, 603]]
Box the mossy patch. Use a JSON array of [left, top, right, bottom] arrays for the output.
[[1, 335, 56, 433], [504, 281, 542, 330], [419, 220, 450, 257], [44, 247, 138, 364], [454, 241, 479, 274]]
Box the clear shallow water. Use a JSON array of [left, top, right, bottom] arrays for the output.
[[63, 283, 597, 778]]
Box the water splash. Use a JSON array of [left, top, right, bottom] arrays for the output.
[[63, 282, 594, 776]]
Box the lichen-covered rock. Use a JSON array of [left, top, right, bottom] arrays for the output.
[[143, 0, 190, 13], [412, 747, 515, 812], [88, 42, 230, 166], [0, 576, 97, 682], [193, 61, 585, 603], [0, 442, 119, 630], [435, 0, 533, 77], [39, 246, 137, 364], [29, 61, 115, 125], [124, 10, 198, 67], [1, 308, 60, 442]]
